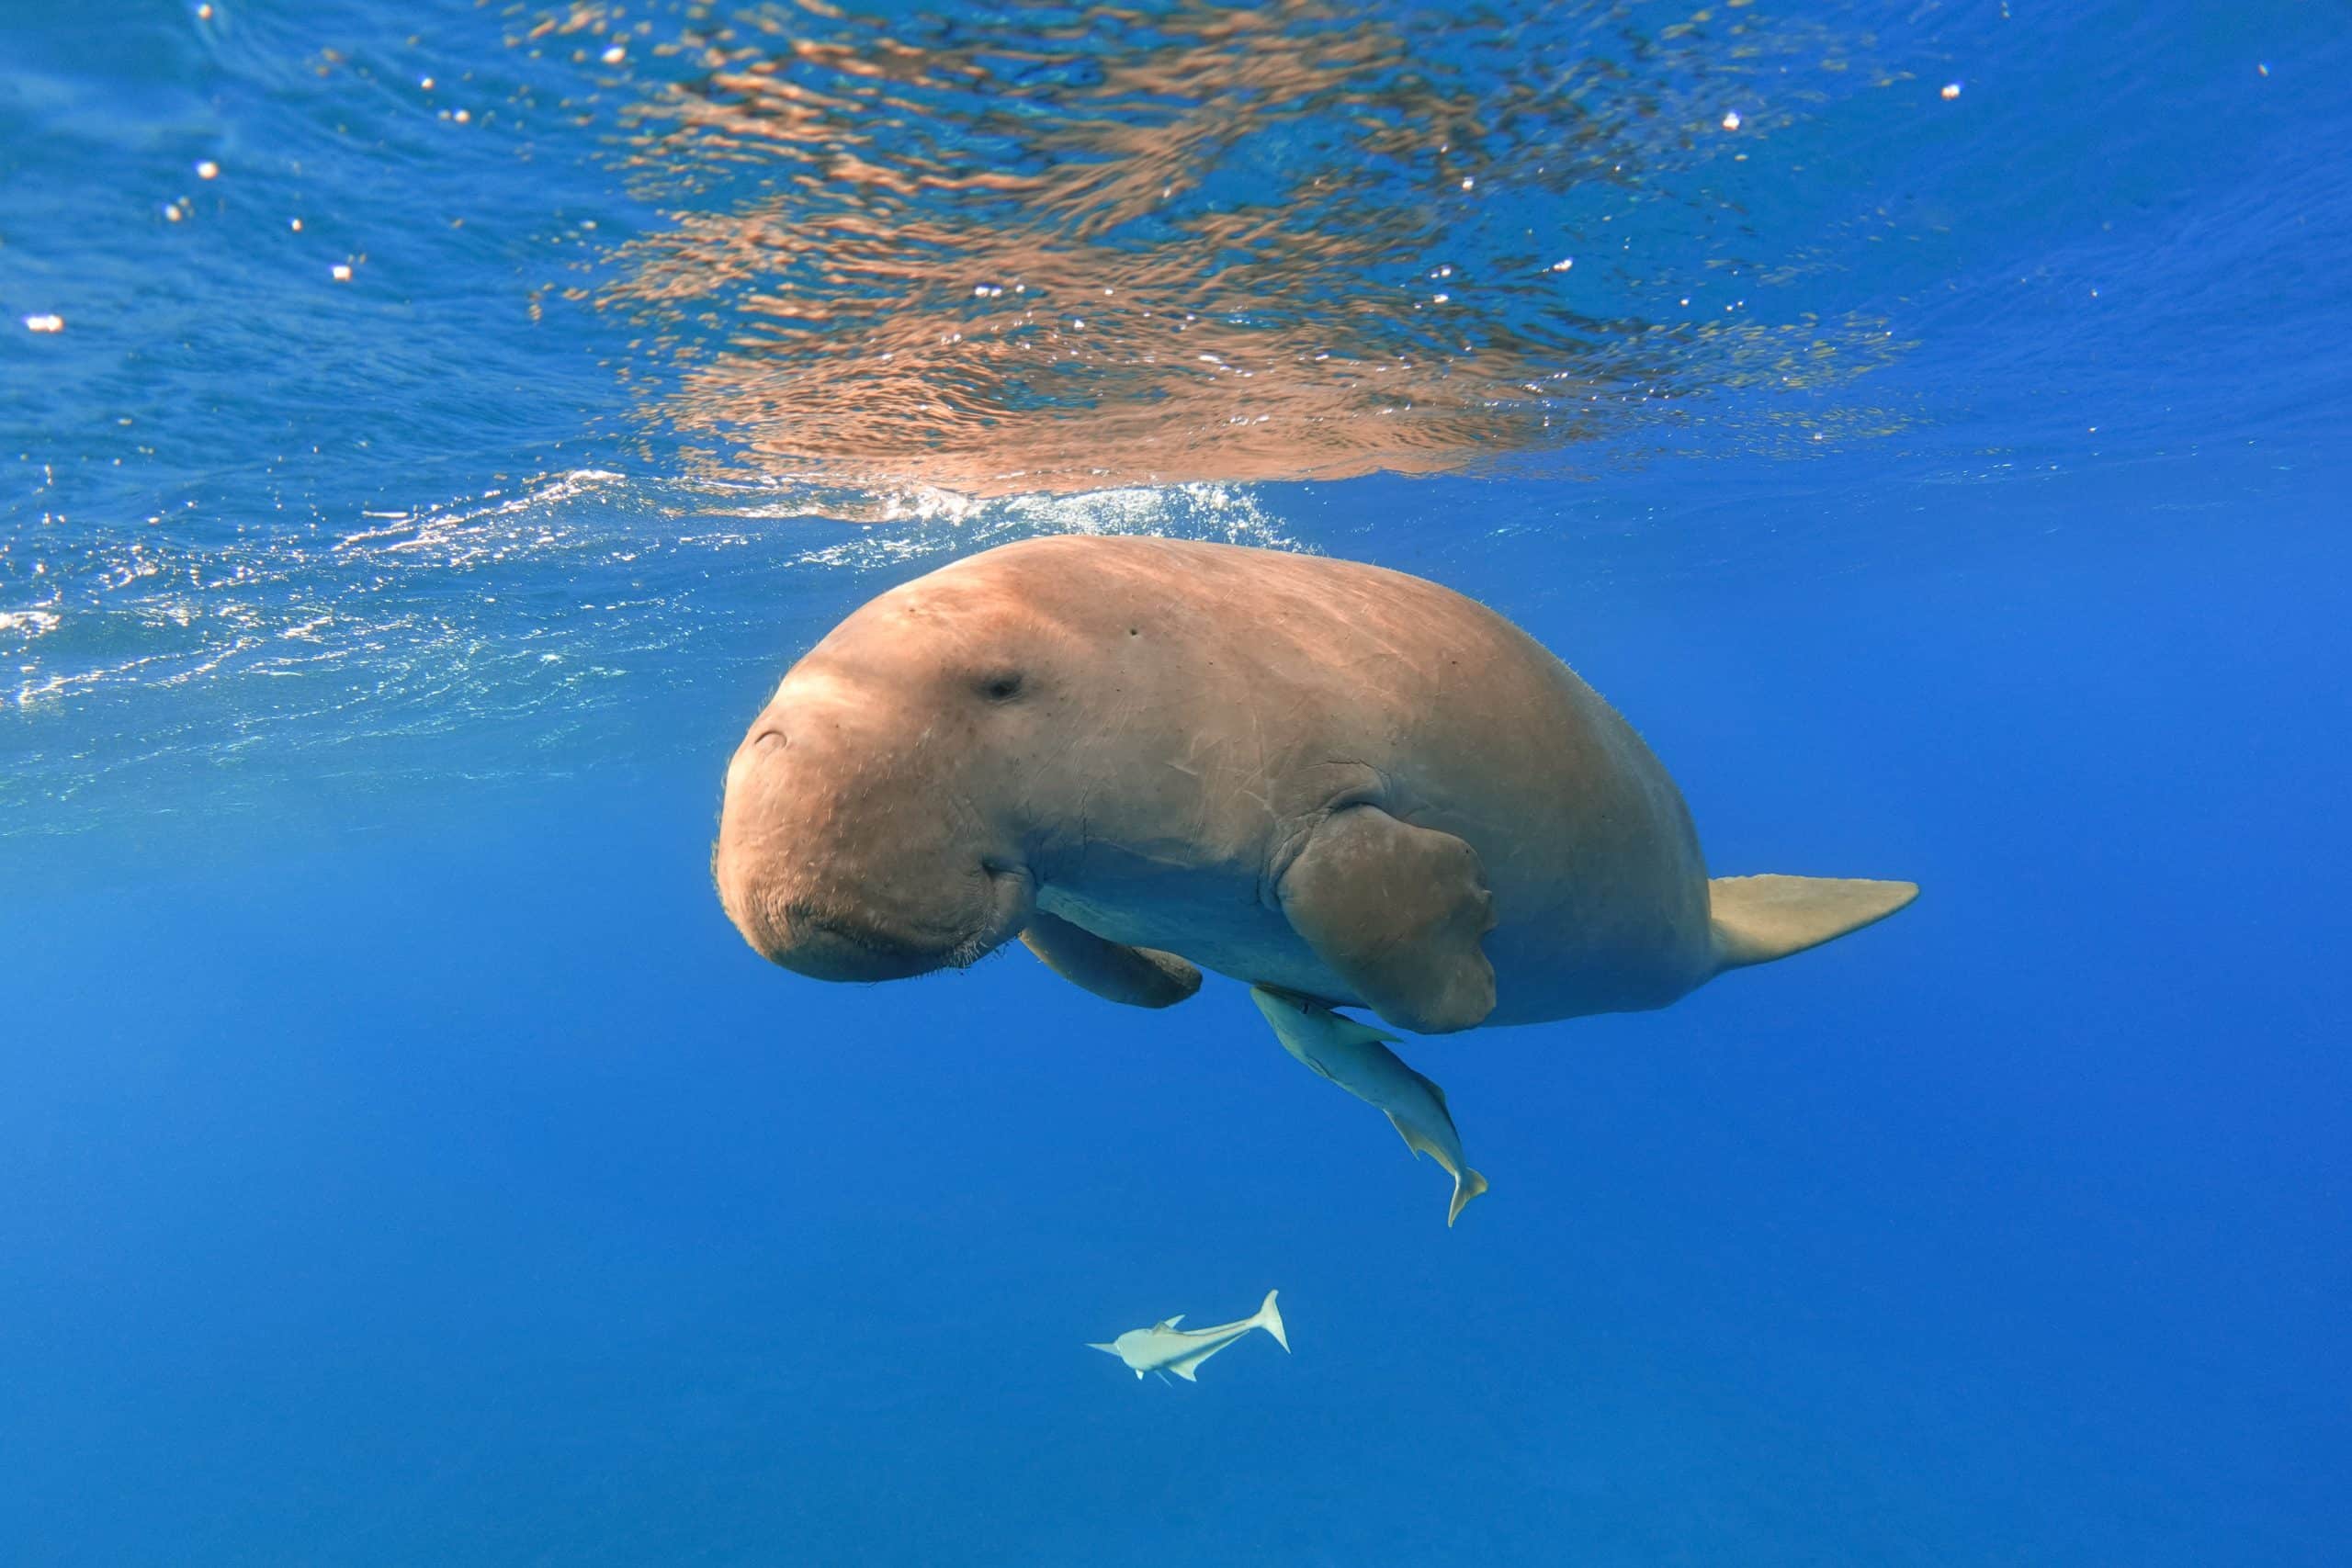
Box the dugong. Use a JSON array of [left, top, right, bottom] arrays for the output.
[[713, 536, 1915, 1212]]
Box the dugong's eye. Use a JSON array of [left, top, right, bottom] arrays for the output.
[[977, 671, 1025, 703]]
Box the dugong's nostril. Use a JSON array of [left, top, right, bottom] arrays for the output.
[[724, 726, 786, 794]]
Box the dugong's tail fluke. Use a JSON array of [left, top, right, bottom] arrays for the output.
[[1707, 874, 1919, 972], [1254, 1289, 1290, 1352], [1447, 1168, 1489, 1227]]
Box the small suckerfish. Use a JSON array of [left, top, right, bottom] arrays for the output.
[[1090, 1290, 1289, 1382], [1250, 984, 1490, 1226]]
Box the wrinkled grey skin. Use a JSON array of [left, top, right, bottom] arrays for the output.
[[712, 534, 1743, 1033]]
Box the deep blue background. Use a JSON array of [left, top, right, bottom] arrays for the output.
[[6, 1, 2350, 1563], [9, 457, 2346, 1564]]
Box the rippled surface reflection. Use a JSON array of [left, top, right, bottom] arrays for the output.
[[0, 471, 1293, 831], [586, 0, 1910, 494]]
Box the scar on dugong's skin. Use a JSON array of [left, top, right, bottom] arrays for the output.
[[712, 535, 1917, 1223]]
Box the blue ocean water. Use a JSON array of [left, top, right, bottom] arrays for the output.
[[5, 2, 2348, 1563]]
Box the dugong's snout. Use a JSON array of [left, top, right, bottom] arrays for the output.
[[713, 711, 1035, 983]]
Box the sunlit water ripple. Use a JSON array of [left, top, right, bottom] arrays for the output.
[[3, 471, 1295, 828]]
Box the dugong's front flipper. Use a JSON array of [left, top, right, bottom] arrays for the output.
[[1020, 910, 1203, 1009], [1276, 806, 1498, 1034], [1250, 985, 1490, 1227]]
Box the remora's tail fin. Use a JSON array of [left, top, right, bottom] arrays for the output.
[[1447, 1168, 1489, 1227], [1254, 1289, 1290, 1352], [1708, 874, 1918, 972]]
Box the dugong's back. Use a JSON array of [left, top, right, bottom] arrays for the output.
[[939, 535, 1717, 1024]]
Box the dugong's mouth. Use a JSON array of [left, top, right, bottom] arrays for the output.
[[755, 864, 1035, 983], [778, 906, 950, 980]]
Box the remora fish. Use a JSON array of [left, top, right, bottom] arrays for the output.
[[1250, 984, 1490, 1226], [1089, 1290, 1289, 1382]]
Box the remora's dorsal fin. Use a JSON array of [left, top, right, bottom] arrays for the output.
[[1388, 1113, 1464, 1178], [1708, 875, 1918, 971], [1385, 1110, 1423, 1156]]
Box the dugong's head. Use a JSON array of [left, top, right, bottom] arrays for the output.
[[712, 569, 1057, 983]]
